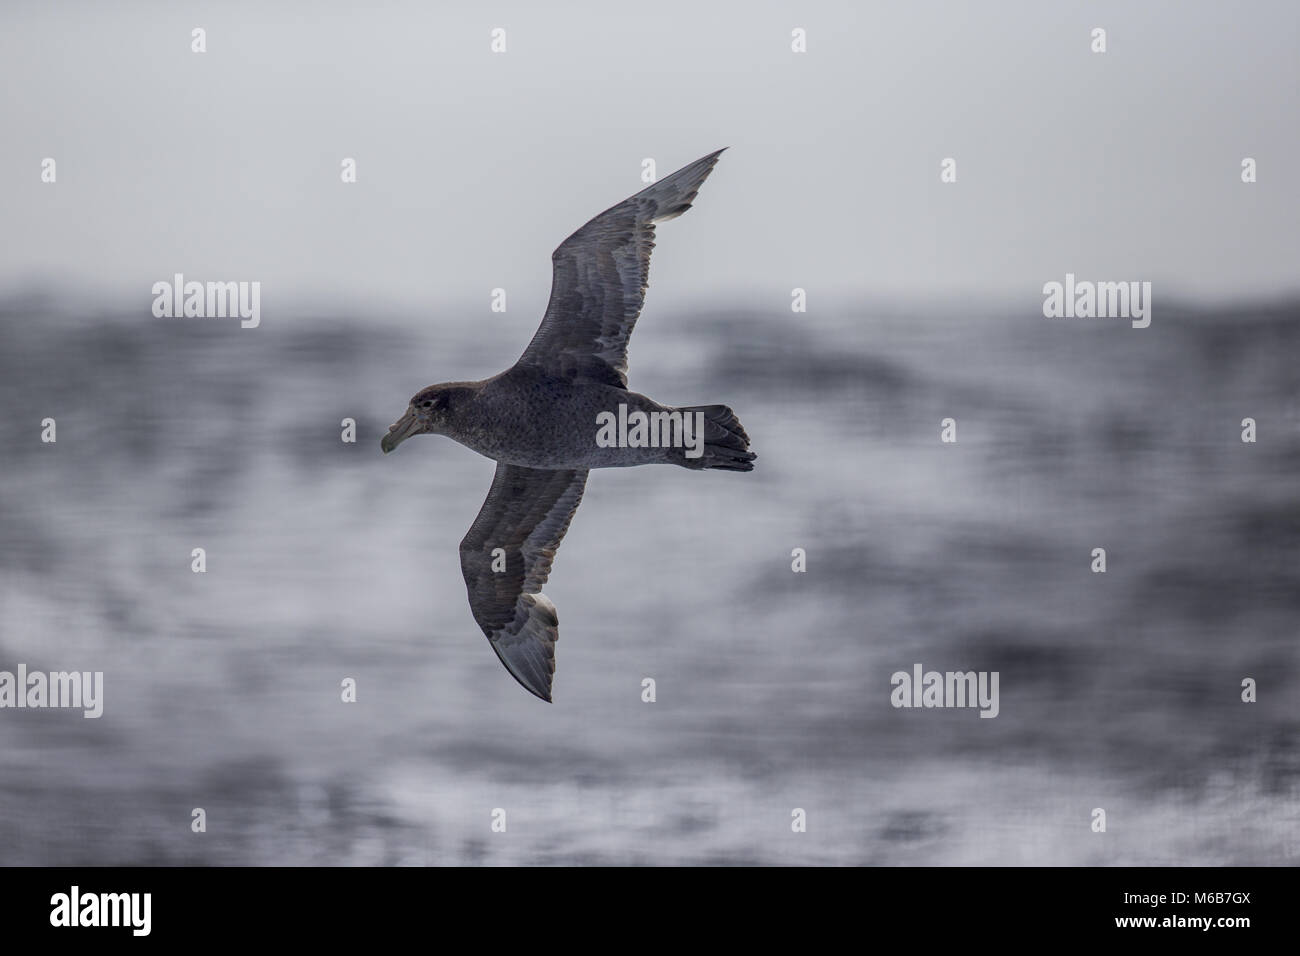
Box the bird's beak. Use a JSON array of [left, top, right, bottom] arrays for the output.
[[381, 408, 421, 454]]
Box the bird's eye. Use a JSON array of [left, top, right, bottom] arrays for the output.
[[421, 400, 434, 408]]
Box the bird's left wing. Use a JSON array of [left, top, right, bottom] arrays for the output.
[[459, 463, 589, 702], [516, 149, 726, 389]]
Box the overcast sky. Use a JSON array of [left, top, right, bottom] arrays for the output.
[[2, 0, 1297, 316]]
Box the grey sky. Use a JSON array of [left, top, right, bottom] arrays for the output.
[[2, 0, 1297, 315]]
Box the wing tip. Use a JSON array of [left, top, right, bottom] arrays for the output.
[[490, 638, 556, 702], [487, 592, 559, 702], [647, 150, 727, 223]]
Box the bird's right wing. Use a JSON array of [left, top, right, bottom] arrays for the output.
[[516, 149, 726, 389], [459, 463, 589, 702]]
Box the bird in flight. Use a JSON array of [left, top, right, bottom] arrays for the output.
[[381, 149, 754, 701]]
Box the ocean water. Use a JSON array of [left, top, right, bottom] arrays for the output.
[[0, 294, 1296, 865]]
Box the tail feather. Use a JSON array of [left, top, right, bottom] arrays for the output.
[[676, 404, 756, 471]]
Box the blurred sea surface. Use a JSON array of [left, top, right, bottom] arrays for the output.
[[0, 293, 1296, 864]]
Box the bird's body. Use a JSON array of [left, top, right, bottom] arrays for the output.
[[431, 368, 681, 470], [382, 149, 753, 701]]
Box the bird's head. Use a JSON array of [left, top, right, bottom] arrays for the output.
[[381, 384, 457, 453]]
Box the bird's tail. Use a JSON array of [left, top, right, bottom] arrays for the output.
[[674, 404, 756, 472]]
